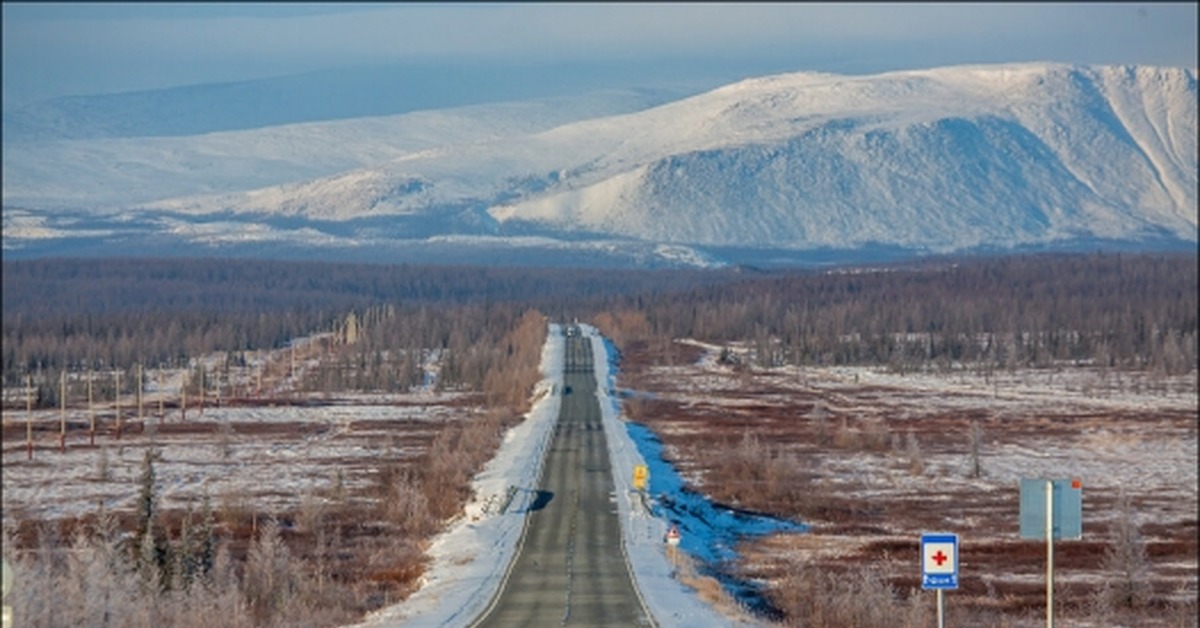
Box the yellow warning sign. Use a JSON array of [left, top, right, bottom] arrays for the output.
[[633, 464, 649, 490]]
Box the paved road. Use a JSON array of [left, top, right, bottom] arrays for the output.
[[472, 329, 652, 627]]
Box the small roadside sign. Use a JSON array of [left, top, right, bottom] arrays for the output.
[[921, 533, 959, 590], [665, 525, 681, 546], [633, 464, 649, 490]]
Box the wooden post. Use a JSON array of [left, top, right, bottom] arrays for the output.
[[88, 370, 95, 446], [115, 370, 122, 440], [26, 374, 33, 460], [158, 367, 165, 420], [59, 370, 67, 453], [199, 365, 205, 416], [137, 364, 144, 421], [181, 383, 187, 422]]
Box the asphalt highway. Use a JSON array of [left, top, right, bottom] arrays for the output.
[[472, 329, 652, 627]]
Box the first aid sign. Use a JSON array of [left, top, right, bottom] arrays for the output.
[[921, 533, 959, 590]]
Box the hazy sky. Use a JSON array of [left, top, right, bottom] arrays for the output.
[[3, 2, 1196, 106]]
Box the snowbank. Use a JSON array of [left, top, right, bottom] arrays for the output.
[[348, 326, 564, 627], [350, 324, 763, 627]]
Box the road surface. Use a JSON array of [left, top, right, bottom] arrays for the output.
[[472, 327, 652, 627]]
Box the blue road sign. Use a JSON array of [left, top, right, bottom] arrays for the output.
[[921, 533, 959, 590]]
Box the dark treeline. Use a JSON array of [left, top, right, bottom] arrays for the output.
[[590, 253, 1198, 375], [5, 253, 1196, 397], [2, 256, 730, 383]]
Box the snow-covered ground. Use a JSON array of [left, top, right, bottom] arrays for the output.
[[351, 324, 770, 627]]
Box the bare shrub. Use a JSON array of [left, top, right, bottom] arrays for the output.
[[831, 417, 858, 449], [672, 549, 747, 620], [1095, 489, 1153, 613], [386, 470, 434, 537], [2, 510, 258, 628], [216, 420, 235, 459], [704, 430, 832, 518], [810, 402, 832, 446], [968, 419, 984, 478], [297, 487, 326, 535], [905, 431, 925, 476], [860, 418, 891, 452], [95, 445, 111, 482], [771, 564, 929, 628], [243, 517, 295, 624]]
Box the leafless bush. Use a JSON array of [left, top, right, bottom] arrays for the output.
[[830, 417, 856, 449], [95, 445, 111, 482], [1095, 489, 1153, 614], [385, 470, 435, 537], [2, 512, 258, 628], [810, 402, 832, 446], [968, 419, 984, 478], [830, 417, 890, 453], [860, 418, 890, 452], [672, 548, 746, 619], [216, 420, 235, 459], [704, 430, 833, 518], [243, 517, 294, 625], [297, 487, 326, 535], [905, 431, 925, 476], [770, 564, 929, 627]]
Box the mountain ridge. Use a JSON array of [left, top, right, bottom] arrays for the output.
[[145, 62, 1198, 253], [3, 62, 1196, 266]]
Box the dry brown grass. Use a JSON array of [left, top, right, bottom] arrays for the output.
[[2, 317, 550, 627], [610, 334, 1199, 626]]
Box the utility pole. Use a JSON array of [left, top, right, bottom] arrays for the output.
[[88, 370, 95, 446], [115, 370, 122, 440], [26, 374, 34, 460], [137, 364, 143, 421], [59, 370, 67, 453], [158, 367, 165, 421]]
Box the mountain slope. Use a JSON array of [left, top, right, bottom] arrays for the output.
[[146, 63, 1196, 254], [1, 87, 687, 209]]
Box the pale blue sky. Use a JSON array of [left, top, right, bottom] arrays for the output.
[[3, 2, 1196, 107]]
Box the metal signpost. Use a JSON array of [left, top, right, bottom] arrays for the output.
[[1020, 478, 1082, 628], [921, 532, 959, 628]]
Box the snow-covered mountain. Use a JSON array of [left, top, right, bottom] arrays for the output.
[[4, 63, 1196, 267], [1, 87, 687, 209]]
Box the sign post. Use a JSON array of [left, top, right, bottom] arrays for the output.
[[2, 557, 12, 628], [921, 533, 959, 628], [1020, 478, 1082, 628]]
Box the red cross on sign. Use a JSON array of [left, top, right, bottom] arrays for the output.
[[923, 539, 956, 574]]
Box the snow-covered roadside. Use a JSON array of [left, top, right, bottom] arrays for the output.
[[348, 326, 565, 627], [349, 324, 761, 627], [584, 324, 763, 628]]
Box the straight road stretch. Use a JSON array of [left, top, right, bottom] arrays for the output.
[[472, 327, 652, 627]]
